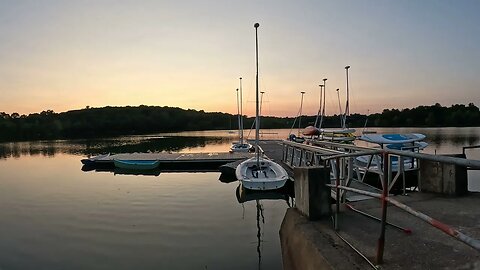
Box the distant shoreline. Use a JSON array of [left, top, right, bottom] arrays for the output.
[[1, 103, 479, 142]]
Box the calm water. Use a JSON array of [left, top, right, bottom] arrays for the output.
[[0, 127, 479, 269]]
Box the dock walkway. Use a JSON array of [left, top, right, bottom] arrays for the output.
[[83, 151, 253, 172]]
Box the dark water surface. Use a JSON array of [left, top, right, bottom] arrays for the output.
[[0, 127, 479, 269]]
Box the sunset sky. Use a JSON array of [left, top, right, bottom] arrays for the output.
[[1, 0, 479, 117]]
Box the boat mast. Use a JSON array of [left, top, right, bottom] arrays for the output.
[[343, 65, 350, 129], [314, 84, 323, 128], [363, 109, 370, 132], [239, 77, 244, 145], [298, 91, 306, 136], [315, 84, 323, 128], [236, 88, 241, 140], [336, 88, 343, 127], [254, 22, 260, 165], [319, 78, 327, 128]]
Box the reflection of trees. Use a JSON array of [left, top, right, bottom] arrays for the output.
[[425, 131, 480, 147], [0, 136, 226, 159]]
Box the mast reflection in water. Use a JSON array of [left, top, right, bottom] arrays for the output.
[[236, 183, 294, 269]]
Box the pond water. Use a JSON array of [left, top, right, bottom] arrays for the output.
[[0, 127, 478, 269]]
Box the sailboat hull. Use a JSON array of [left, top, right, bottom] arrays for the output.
[[303, 126, 320, 136], [231, 143, 253, 152], [235, 157, 288, 190]]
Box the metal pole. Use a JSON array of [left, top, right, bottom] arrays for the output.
[[314, 84, 323, 128], [344, 65, 350, 128], [319, 79, 327, 128], [239, 77, 244, 145], [336, 88, 343, 127], [254, 22, 260, 166], [236, 88, 241, 140], [376, 152, 389, 264], [298, 91, 305, 136]]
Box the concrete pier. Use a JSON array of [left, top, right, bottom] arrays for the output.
[[419, 154, 468, 196]]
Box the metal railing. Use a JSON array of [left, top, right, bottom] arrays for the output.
[[283, 139, 480, 194], [282, 140, 480, 267]]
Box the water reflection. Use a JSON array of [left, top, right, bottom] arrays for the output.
[[1, 128, 479, 160], [0, 136, 229, 159], [235, 183, 294, 270], [81, 164, 163, 177], [424, 129, 480, 148]]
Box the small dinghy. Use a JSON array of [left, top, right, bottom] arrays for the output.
[[236, 157, 288, 191], [113, 159, 160, 170], [231, 142, 253, 152]]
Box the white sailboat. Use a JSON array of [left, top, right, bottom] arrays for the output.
[[231, 77, 253, 152], [235, 22, 288, 191]]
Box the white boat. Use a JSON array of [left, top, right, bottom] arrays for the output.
[[231, 77, 253, 152], [235, 23, 288, 191], [355, 133, 428, 172], [359, 133, 426, 145], [236, 157, 289, 190], [231, 142, 253, 152]]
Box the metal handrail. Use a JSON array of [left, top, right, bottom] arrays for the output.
[[323, 152, 480, 266], [285, 139, 480, 169], [326, 183, 480, 251]]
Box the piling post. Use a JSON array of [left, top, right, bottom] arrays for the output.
[[293, 166, 331, 220]]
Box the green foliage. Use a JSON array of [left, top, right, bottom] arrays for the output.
[[0, 103, 479, 142]]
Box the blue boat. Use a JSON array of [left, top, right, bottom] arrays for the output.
[[113, 159, 160, 170]]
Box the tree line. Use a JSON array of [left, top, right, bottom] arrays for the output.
[[0, 103, 479, 142]]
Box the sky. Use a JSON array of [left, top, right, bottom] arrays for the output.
[[0, 0, 479, 117]]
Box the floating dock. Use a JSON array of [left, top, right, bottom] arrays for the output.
[[82, 151, 254, 172]]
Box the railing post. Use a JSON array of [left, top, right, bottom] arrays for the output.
[[290, 147, 295, 166], [376, 152, 389, 265], [335, 157, 341, 231], [299, 149, 304, 166]]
